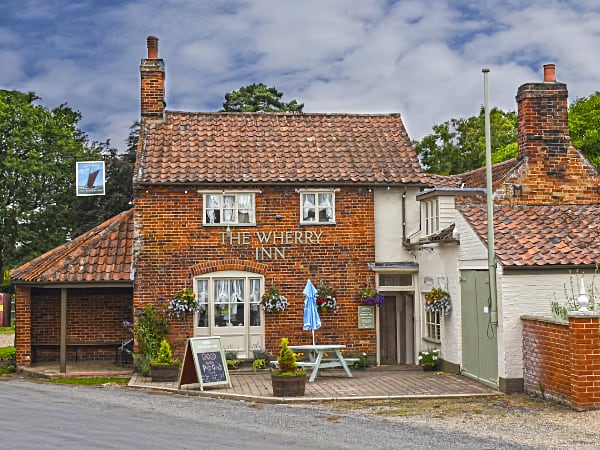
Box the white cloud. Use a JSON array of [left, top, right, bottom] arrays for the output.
[[1, 0, 600, 147]]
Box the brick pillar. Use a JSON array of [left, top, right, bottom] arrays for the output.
[[568, 312, 600, 410], [14, 285, 32, 367], [140, 35, 165, 122]]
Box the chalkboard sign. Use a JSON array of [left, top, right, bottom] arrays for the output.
[[178, 337, 232, 391]]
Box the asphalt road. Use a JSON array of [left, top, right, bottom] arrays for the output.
[[1, 378, 534, 449]]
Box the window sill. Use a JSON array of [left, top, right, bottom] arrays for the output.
[[422, 336, 441, 344]]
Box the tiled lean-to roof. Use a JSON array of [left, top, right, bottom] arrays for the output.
[[460, 205, 600, 267], [10, 209, 133, 284], [135, 111, 427, 185]]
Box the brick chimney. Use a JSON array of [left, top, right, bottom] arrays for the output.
[[506, 64, 600, 204], [516, 63, 570, 163], [140, 36, 165, 122]]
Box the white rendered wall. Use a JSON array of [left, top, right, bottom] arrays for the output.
[[374, 187, 420, 262]]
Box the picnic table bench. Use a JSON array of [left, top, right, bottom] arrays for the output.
[[270, 344, 355, 382]]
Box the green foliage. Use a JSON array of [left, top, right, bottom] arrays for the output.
[[569, 92, 600, 169], [252, 358, 267, 372], [0, 346, 16, 374], [353, 353, 369, 369], [222, 83, 304, 112], [150, 338, 177, 366], [413, 107, 517, 175], [551, 269, 598, 320], [133, 305, 169, 376], [273, 337, 305, 376], [0, 90, 100, 274], [226, 359, 241, 370], [418, 349, 440, 367]]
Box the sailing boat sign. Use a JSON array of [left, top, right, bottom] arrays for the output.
[[76, 161, 106, 196]]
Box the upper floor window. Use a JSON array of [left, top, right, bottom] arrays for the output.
[[300, 191, 335, 224], [204, 193, 255, 226], [422, 198, 439, 235]]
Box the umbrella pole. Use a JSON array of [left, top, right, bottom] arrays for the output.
[[312, 329, 315, 346]]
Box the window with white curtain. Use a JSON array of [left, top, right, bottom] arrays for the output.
[[195, 276, 263, 328], [203, 193, 255, 225], [300, 191, 335, 224]]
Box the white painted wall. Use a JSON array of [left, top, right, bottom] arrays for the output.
[[416, 243, 462, 366], [374, 187, 420, 262], [497, 269, 578, 379]]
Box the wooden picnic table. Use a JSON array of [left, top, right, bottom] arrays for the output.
[[288, 344, 356, 382]]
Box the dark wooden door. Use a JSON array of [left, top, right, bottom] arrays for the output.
[[380, 295, 397, 364]]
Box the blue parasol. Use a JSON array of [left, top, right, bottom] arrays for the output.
[[303, 279, 321, 345]]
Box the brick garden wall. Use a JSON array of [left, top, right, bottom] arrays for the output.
[[522, 314, 600, 410], [133, 185, 377, 359]]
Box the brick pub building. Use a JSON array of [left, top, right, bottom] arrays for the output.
[[11, 36, 429, 367]]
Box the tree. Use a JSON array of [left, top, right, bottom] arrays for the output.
[[0, 90, 100, 277], [413, 107, 517, 175], [70, 122, 138, 237], [569, 92, 600, 169], [222, 83, 303, 112]]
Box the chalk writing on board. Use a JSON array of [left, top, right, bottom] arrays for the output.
[[197, 352, 226, 383]]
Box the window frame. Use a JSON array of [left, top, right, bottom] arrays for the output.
[[424, 308, 441, 342], [298, 189, 336, 225], [422, 198, 439, 236], [202, 192, 256, 226]]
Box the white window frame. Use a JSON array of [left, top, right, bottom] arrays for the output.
[[298, 189, 336, 225], [425, 309, 441, 341], [194, 272, 263, 330], [202, 192, 256, 226], [422, 198, 439, 235]]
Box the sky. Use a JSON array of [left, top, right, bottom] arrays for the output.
[[1, 0, 600, 150]]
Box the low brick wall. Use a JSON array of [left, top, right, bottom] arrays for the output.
[[522, 313, 600, 410]]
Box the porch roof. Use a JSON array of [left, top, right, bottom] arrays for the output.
[[9, 209, 133, 285]]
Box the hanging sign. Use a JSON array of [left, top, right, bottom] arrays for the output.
[[178, 337, 232, 391], [76, 161, 106, 196]]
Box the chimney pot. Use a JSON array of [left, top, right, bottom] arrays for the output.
[[543, 64, 556, 82], [147, 36, 159, 59]]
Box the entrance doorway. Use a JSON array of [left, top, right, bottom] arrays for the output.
[[379, 293, 414, 364]]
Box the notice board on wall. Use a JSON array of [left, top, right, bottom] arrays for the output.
[[178, 337, 232, 391]]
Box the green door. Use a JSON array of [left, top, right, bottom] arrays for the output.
[[460, 270, 498, 388]]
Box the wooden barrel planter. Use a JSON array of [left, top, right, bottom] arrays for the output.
[[271, 374, 306, 397], [150, 364, 180, 382]]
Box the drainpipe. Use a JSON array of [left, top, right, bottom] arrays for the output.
[[483, 68, 498, 327]]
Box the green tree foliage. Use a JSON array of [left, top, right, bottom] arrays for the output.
[[0, 90, 99, 276], [569, 92, 600, 169], [70, 122, 138, 237], [413, 107, 517, 175], [222, 83, 303, 112]]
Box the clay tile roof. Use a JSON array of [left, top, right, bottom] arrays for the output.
[[10, 209, 133, 285], [135, 112, 427, 185], [456, 158, 520, 189], [460, 205, 600, 267]]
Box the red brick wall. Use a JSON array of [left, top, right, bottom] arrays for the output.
[[15, 286, 31, 366], [21, 287, 132, 363], [133, 185, 377, 359], [509, 81, 600, 205], [522, 314, 600, 410]]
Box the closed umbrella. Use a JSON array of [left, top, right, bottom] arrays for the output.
[[303, 279, 321, 345]]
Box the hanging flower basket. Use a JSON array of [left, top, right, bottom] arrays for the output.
[[261, 284, 289, 313], [355, 285, 385, 305], [168, 288, 200, 319], [424, 288, 451, 315], [316, 283, 337, 312]]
